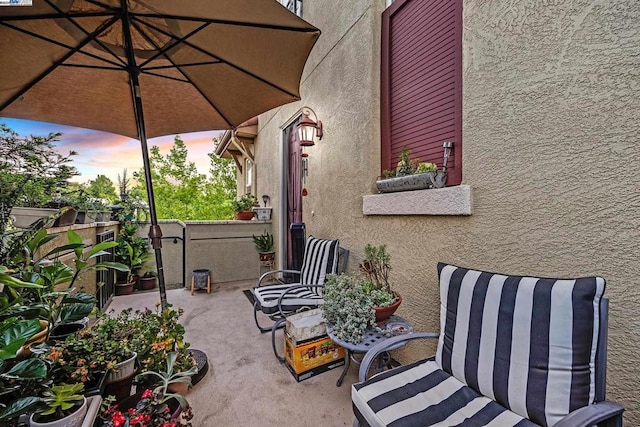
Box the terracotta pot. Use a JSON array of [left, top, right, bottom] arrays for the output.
[[115, 277, 136, 295], [234, 210, 255, 220], [374, 293, 402, 323], [104, 369, 137, 403], [139, 276, 157, 290], [167, 381, 189, 396]]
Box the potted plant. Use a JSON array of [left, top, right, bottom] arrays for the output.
[[114, 220, 151, 293], [321, 244, 400, 344], [252, 231, 275, 265], [29, 383, 86, 427], [138, 270, 157, 291], [232, 194, 258, 220], [99, 352, 195, 427], [375, 146, 443, 193]]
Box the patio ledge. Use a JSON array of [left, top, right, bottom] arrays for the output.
[[362, 185, 472, 216]]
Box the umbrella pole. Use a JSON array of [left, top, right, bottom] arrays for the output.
[[121, 0, 168, 309]]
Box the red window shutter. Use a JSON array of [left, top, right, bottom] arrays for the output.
[[381, 0, 462, 185]]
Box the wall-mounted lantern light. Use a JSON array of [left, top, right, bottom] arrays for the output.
[[297, 107, 323, 146]]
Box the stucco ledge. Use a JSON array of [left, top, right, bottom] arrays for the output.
[[362, 185, 472, 216]]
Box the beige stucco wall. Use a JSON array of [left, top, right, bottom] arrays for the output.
[[250, 0, 639, 421]]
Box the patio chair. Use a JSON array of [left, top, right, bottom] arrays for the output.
[[251, 236, 348, 333], [351, 263, 624, 427]]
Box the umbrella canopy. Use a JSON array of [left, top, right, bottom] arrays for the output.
[[0, 0, 320, 307]]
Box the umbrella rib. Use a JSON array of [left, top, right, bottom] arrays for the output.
[[82, 0, 118, 11], [135, 18, 301, 100], [0, 21, 125, 70], [133, 12, 319, 34], [43, 0, 128, 68], [130, 18, 234, 128], [0, 15, 121, 112], [138, 21, 211, 69]]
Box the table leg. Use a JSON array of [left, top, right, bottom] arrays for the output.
[[336, 350, 352, 387]]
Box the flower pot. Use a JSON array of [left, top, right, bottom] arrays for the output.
[[17, 320, 50, 357], [115, 278, 136, 295], [234, 210, 255, 220], [374, 293, 402, 323], [9, 207, 57, 228], [104, 369, 137, 403], [376, 172, 443, 193], [252, 207, 272, 221], [258, 251, 275, 266], [84, 370, 109, 397], [138, 276, 157, 290], [117, 391, 183, 420], [107, 352, 137, 384], [49, 321, 87, 342], [75, 210, 97, 224], [30, 396, 87, 427], [53, 207, 78, 227], [167, 381, 189, 396]]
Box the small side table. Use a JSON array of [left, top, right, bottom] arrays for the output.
[[327, 315, 413, 387]]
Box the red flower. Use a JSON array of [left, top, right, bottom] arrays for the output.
[[141, 388, 154, 399]]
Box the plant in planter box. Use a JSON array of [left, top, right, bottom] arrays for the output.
[[376, 146, 442, 193], [231, 194, 258, 220], [100, 352, 195, 427]]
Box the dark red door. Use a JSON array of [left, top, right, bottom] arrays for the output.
[[284, 117, 303, 268]]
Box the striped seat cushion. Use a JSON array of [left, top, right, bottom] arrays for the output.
[[352, 358, 537, 427], [252, 237, 339, 314], [352, 264, 606, 427], [253, 283, 323, 314], [436, 263, 605, 427]]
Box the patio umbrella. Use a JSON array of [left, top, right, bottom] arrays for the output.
[[0, 0, 320, 308]]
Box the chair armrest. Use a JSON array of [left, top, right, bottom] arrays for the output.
[[257, 269, 301, 287], [358, 332, 439, 382], [554, 401, 624, 427], [276, 284, 325, 317]]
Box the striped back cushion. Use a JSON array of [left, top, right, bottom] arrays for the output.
[[436, 263, 605, 427], [300, 237, 339, 291]]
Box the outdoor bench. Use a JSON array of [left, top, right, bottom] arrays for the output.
[[352, 263, 624, 427]]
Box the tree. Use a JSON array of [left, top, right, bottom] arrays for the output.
[[85, 174, 117, 203], [0, 124, 79, 233], [132, 135, 236, 220]]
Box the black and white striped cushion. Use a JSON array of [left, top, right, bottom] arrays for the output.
[[436, 263, 604, 427], [300, 237, 339, 293], [352, 263, 605, 427], [352, 359, 537, 427], [253, 237, 339, 314]]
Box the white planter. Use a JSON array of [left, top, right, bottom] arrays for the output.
[[30, 397, 87, 427], [107, 352, 137, 383], [9, 207, 58, 228], [252, 207, 272, 221]]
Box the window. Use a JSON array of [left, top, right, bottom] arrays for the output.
[[245, 158, 253, 194], [381, 0, 462, 186]]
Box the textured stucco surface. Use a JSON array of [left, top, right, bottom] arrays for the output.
[[248, 0, 639, 422], [363, 185, 472, 215]]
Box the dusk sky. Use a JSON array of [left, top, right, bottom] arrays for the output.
[[1, 117, 223, 185]]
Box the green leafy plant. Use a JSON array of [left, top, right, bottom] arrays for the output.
[[231, 194, 258, 213], [360, 243, 392, 295], [34, 383, 84, 421], [143, 270, 157, 278], [415, 162, 437, 173], [252, 231, 274, 253]]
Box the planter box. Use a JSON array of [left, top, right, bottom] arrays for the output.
[[9, 207, 57, 228], [75, 210, 98, 224], [252, 207, 272, 221], [376, 172, 437, 193]]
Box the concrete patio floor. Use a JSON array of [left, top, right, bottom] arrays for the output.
[[106, 280, 358, 426]]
